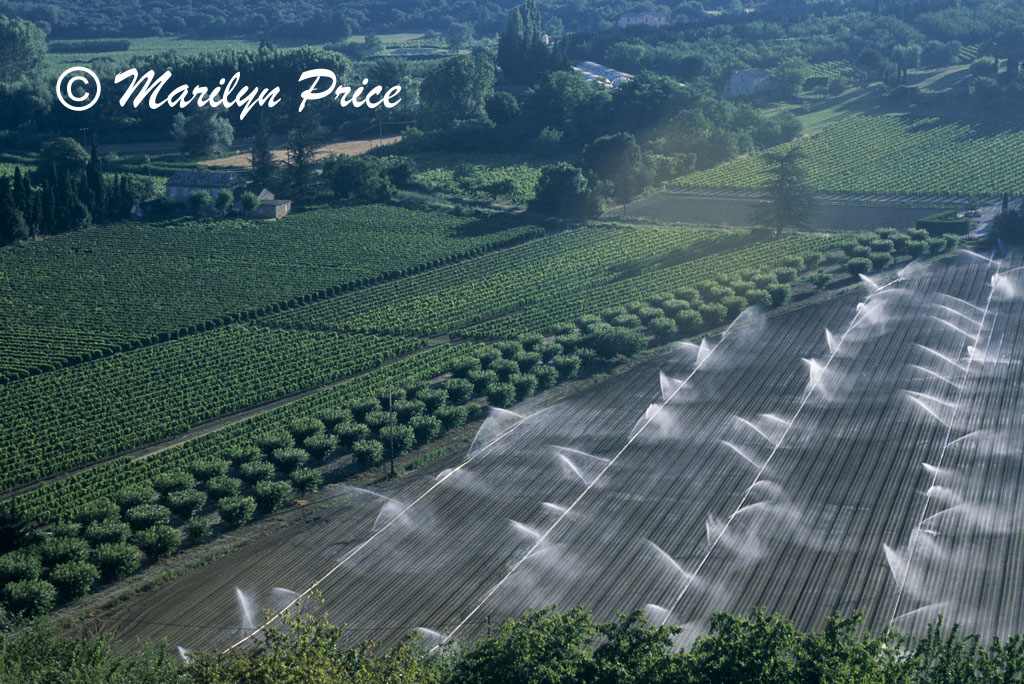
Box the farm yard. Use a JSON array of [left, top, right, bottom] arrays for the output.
[[90, 251, 1024, 653], [671, 115, 1024, 198]]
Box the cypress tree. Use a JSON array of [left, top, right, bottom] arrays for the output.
[[86, 135, 105, 222]]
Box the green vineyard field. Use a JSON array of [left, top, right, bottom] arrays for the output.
[[259, 224, 738, 336], [671, 115, 1024, 196], [0, 205, 540, 379], [0, 326, 424, 492]]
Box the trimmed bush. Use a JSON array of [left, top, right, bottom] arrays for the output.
[[123, 504, 172, 531], [846, 257, 873, 276], [189, 458, 230, 482], [409, 415, 442, 444], [152, 471, 195, 495], [550, 355, 581, 379], [304, 433, 339, 461], [395, 399, 426, 423], [416, 388, 449, 413], [494, 340, 524, 359], [648, 316, 677, 337], [91, 543, 141, 582], [38, 536, 89, 567], [334, 421, 371, 449], [451, 356, 482, 378], [113, 486, 156, 512], [2, 579, 56, 617], [83, 518, 131, 545], [517, 332, 545, 351], [269, 448, 310, 473], [256, 431, 295, 455], [582, 327, 648, 359], [350, 398, 382, 422], [514, 351, 543, 373], [611, 313, 642, 329], [166, 489, 207, 519], [767, 283, 792, 307], [443, 378, 474, 405], [487, 382, 518, 408], [317, 407, 352, 431], [205, 476, 243, 502], [352, 439, 384, 466], [239, 460, 276, 484], [288, 417, 325, 441], [698, 303, 728, 328], [534, 364, 559, 390], [185, 517, 212, 543], [468, 369, 500, 395], [254, 480, 293, 514], [510, 373, 539, 400], [436, 404, 469, 430], [75, 498, 119, 525], [868, 251, 894, 271], [0, 552, 41, 584], [228, 446, 262, 466], [490, 358, 520, 382], [380, 424, 416, 458], [133, 525, 181, 560], [745, 288, 772, 309], [290, 468, 323, 495], [49, 560, 99, 601], [218, 496, 257, 527]]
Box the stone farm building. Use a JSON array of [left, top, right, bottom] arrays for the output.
[[165, 171, 244, 201], [725, 68, 781, 98], [617, 12, 667, 28], [573, 61, 634, 88]]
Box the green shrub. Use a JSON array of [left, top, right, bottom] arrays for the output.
[[416, 388, 449, 413], [648, 316, 677, 337], [270, 448, 310, 473], [38, 536, 89, 567], [698, 303, 728, 328], [517, 332, 545, 351], [205, 476, 243, 502], [133, 525, 181, 560], [846, 257, 873, 276], [395, 399, 426, 423], [49, 560, 99, 601], [721, 295, 748, 319], [288, 417, 325, 441], [533, 364, 559, 390], [91, 543, 141, 582], [304, 433, 339, 461], [745, 288, 772, 309], [409, 415, 442, 444], [380, 424, 416, 458], [114, 486, 156, 512], [767, 283, 792, 307], [218, 496, 257, 527], [451, 356, 482, 378], [239, 460, 276, 484], [487, 382, 518, 408], [185, 517, 212, 543], [75, 498, 119, 525], [582, 327, 648, 359], [350, 398, 382, 422], [228, 446, 262, 466], [436, 404, 469, 430], [675, 309, 703, 334], [254, 480, 293, 514], [906, 240, 929, 258], [189, 458, 229, 482], [83, 518, 131, 545], [123, 504, 172, 531], [334, 421, 372, 449], [490, 358, 520, 382], [290, 468, 323, 495], [166, 489, 207, 519], [468, 369, 500, 394], [443, 378, 474, 405], [2, 579, 56, 617], [257, 431, 295, 455], [774, 267, 798, 283], [317, 407, 352, 431], [352, 439, 384, 466], [810, 272, 832, 290], [552, 355, 582, 379], [152, 471, 195, 495], [0, 552, 41, 584]]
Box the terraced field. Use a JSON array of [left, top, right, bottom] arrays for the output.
[[95, 250, 1024, 652]]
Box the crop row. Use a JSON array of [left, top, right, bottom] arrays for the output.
[[259, 224, 738, 336], [10, 345, 468, 524], [463, 234, 841, 338], [671, 115, 1024, 196], [0, 205, 541, 378], [0, 326, 425, 493]]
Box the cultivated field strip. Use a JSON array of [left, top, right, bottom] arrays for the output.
[[95, 255, 1024, 653]]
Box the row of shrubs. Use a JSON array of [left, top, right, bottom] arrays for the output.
[[0, 245, 866, 618]]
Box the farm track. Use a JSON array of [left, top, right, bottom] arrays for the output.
[[94, 254, 1024, 653]]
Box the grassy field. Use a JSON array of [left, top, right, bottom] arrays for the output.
[[671, 114, 1024, 196]]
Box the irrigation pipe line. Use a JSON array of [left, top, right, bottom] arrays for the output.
[[887, 256, 1001, 626], [439, 312, 758, 647], [223, 418, 526, 652], [660, 276, 903, 624]]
